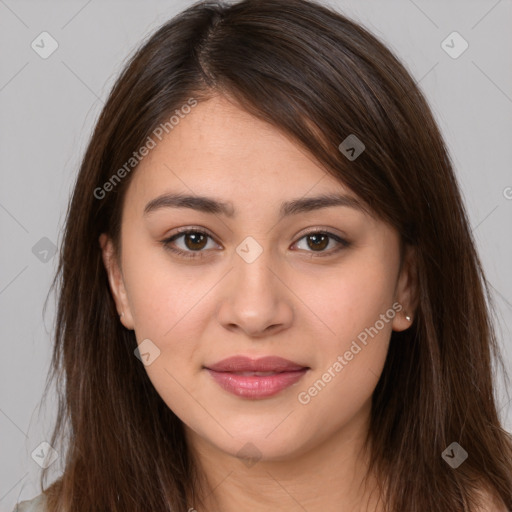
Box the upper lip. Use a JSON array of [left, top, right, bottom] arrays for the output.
[[205, 356, 308, 373]]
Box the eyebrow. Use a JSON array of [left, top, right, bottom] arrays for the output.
[[143, 192, 367, 219]]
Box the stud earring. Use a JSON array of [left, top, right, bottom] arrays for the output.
[[405, 314, 412, 322]]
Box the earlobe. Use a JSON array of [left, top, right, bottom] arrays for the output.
[[98, 233, 135, 330], [392, 244, 418, 332]]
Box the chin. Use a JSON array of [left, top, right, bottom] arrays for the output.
[[211, 426, 311, 463]]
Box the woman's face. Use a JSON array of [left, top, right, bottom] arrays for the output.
[[101, 95, 415, 461]]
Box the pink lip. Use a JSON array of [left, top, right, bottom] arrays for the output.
[[204, 356, 309, 399], [206, 355, 306, 373]]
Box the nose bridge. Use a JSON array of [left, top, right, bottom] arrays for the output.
[[215, 236, 294, 336], [235, 238, 276, 295]]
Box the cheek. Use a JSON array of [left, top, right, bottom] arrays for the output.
[[120, 241, 225, 364], [293, 255, 396, 408], [122, 243, 209, 336], [292, 252, 398, 343], [123, 253, 209, 422]]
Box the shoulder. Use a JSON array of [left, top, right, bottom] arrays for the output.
[[12, 493, 47, 512]]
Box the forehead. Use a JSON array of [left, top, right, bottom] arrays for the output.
[[127, 95, 353, 204]]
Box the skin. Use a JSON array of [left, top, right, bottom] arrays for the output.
[[100, 95, 418, 512]]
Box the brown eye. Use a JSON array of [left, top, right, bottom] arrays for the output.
[[183, 232, 208, 250], [294, 230, 350, 256], [161, 229, 218, 259], [305, 233, 329, 251]]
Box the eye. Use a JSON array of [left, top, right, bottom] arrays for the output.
[[160, 229, 219, 259], [160, 227, 351, 260], [292, 229, 350, 256]]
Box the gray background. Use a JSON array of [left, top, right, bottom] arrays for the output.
[[1, 0, 511, 509]]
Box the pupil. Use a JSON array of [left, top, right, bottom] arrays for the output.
[[185, 233, 207, 250], [308, 234, 328, 251]]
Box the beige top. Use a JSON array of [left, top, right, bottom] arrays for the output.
[[12, 493, 46, 512]]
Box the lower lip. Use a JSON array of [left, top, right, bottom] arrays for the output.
[[205, 368, 308, 399]]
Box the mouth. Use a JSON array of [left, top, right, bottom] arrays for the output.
[[225, 371, 289, 376], [204, 356, 309, 399]]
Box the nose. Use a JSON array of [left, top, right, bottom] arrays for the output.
[[215, 244, 294, 338]]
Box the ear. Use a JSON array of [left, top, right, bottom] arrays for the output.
[[392, 244, 418, 332], [99, 233, 135, 330]]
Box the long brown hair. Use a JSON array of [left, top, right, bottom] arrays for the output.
[[39, 0, 512, 510]]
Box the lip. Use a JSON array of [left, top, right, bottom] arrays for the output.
[[205, 355, 307, 373], [204, 356, 309, 399]]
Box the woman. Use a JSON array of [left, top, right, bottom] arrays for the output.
[[14, 0, 512, 510]]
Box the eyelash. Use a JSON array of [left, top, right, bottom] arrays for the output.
[[160, 227, 351, 260]]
